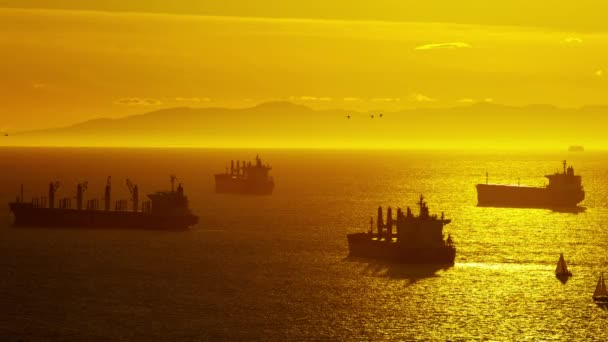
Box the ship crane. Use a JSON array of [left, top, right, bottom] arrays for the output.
[[48, 181, 61, 209], [126, 179, 134, 193], [79, 182, 88, 192], [51, 181, 61, 192], [103, 176, 111, 211], [76, 181, 88, 210], [170, 174, 177, 192], [126, 179, 139, 212]]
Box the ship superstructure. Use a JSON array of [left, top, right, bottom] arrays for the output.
[[9, 176, 198, 229], [347, 196, 456, 264], [214, 155, 274, 194], [476, 161, 585, 208]]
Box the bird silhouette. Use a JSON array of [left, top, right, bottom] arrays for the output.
[[379, 113, 383, 118], [370, 115, 374, 119], [346, 115, 351, 119]]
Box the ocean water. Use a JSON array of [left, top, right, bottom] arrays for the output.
[[0, 148, 607, 341]]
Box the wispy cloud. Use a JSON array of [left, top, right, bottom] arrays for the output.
[[458, 97, 493, 104], [414, 42, 471, 50], [563, 36, 583, 44], [291, 96, 332, 102], [175, 97, 210, 103], [406, 93, 436, 102], [596, 70, 604, 77], [458, 98, 475, 103], [372, 97, 400, 102], [114, 98, 163, 106], [343, 97, 362, 102]]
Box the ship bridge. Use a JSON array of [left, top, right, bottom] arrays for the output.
[[545, 161, 583, 190], [147, 184, 191, 216]]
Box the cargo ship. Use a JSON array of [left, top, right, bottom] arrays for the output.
[[347, 196, 456, 264], [476, 161, 584, 208], [215, 155, 274, 195], [9, 176, 198, 229], [568, 145, 584, 152]]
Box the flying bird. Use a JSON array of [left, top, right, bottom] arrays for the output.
[[370, 115, 374, 119], [346, 115, 351, 119], [379, 113, 383, 118]]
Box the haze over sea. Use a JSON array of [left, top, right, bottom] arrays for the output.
[[1, 147, 607, 341]]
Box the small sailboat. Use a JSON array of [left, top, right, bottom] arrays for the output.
[[593, 274, 608, 303], [555, 253, 572, 279]]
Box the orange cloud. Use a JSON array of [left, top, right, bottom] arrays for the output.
[[114, 98, 163, 106], [415, 42, 471, 50]]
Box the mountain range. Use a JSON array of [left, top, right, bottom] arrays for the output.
[[4, 101, 607, 149]]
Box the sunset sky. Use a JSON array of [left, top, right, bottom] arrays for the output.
[[1, 1, 607, 133]]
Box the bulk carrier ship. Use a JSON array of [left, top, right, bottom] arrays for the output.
[[214, 155, 274, 195], [476, 161, 584, 208], [9, 176, 198, 229], [347, 196, 456, 264]]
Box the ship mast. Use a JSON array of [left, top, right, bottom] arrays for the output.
[[126, 179, 139, 212], [104, 177, 111, 211], [76, 181, 88, 210], [170, 174, 177, 192], [48, 181, 61, 209], [377, 206, 384, 237]]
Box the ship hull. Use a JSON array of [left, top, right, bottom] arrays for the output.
[[476, 184, 584, 207], [593, 296, 608, 303], [9, 203, 198, 230], [214, 176, 274, 195], [347, 233, 456, 264]]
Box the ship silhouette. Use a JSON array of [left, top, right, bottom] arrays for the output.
[[9, 176, 198, 229], [476, 161, 585, 208], [214, 155, 274, 195], [347, 196, 456, 264], [555, 253, 572, 283], [568, 145, 584, 152]]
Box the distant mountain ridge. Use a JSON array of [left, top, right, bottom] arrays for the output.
[[5, 101, 608, 149]]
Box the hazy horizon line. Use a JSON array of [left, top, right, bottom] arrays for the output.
[[10, 99, 608, 135], [0, 144, 601, 153]]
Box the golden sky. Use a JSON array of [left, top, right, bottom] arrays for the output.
[[1, 1, 607, 132]]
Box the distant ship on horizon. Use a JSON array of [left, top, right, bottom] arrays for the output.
[[214, 155, 275, 195], [9, 176, 198, 229], [476, 161, 585, 208], [568, 145, 584, 152]]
